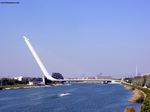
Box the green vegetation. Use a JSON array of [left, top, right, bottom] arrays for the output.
[[0, 78, 24, 90], [123, 75, 150, 112], [140, 88, 150, 112], [0, 78, 35, 90], [0, 77, 63, 90], [124, 75, 150, 88], [0, 84, 34, 89], [0, 78, 28, 86], [145, 76, 150, 88], [132, 77, 145, 87], [123, 83, 150, 111]]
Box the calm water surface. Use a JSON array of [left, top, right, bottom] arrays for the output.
[[0, 84, 141, 112]]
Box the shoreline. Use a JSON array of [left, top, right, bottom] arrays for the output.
[[123, 85, 146, 104], [0, 83, 66, 91], [0, 84, 52, 91], [122, 83, 150, 112], [123, 85, 146, 103], [129, 89, 145, 103], [123, 84, 143, 112]]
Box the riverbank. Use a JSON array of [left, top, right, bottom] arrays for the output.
[[129, 89, 145, 103], [0, 83, 65, 91], [0, 84, 51, 90], [140, 88, 150, 112], [122, 82, 150, 112], [124, 85, 145, 103]]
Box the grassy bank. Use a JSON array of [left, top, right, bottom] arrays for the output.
[[140, 88, 150, 112], [0, 84, 34, 90], [122, 82, 150, 112]]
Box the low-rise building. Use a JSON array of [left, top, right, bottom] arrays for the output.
[[14, 76, 23, 81]]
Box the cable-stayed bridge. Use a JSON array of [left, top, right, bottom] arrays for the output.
[[23, 36, 121, 84]]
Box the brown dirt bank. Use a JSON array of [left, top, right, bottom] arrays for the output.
[[129, 89, 146, 103], [123, 84, 146, 103], [124, 85, 134, 90]]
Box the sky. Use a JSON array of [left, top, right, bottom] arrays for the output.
[[0, 0, 150, 78]]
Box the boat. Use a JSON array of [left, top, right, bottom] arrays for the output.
[[102, 81, 108, 84], [5, 88, 11, 90], [59, 93, 70, 97]]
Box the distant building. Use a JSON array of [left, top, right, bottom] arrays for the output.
[[141, 73, 150, 77], [28, 81, 34, 85], [14, 76, 43, 85], [83, 76, 95, 79], [14, 76, 23, 81], [96, 75, 112, 79], [27, 77, 43, 85]]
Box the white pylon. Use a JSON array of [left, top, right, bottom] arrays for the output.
[[23, 36, 57, 81], [136, 65, 138, 76]]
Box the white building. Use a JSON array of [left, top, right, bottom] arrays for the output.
[[14, 76, 23, 81]]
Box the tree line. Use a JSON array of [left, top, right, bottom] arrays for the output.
[[124, 74, 150, 88], [0, 77, 43, 86]]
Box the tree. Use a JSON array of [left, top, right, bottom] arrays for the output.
[[132, 76, 145, 86], [52, 73, 64, 79], [145, 76, 150, 88]]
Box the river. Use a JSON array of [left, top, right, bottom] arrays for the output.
[[0, 84, 141, 112]]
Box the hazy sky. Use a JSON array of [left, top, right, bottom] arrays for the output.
[[0, 0, 150, 78]]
